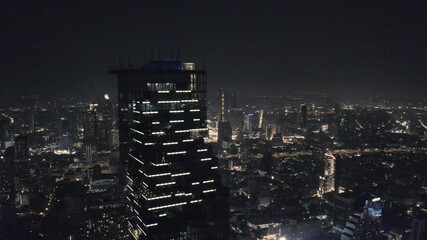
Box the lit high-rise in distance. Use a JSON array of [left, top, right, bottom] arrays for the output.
[[110, 60, 226, 239]]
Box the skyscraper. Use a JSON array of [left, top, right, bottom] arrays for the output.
[[101, 94, 114, 151], [217, 88, 232, 144], [217, 88, 229, 122], [300, 104, 307, 129], [0, 117, 16, 234], [14, 135, 29, 162], [229, 93, 238, 109], [319, 153, 337, 195], [0, 117, 14, 153], [110, 60, 226, 239], [0, 146, 17, 239], [83, 103, 98, 149]]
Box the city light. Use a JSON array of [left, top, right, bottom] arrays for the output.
[[1, 1, 426, 239]]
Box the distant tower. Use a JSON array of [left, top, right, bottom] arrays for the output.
[[300, 104, 307, 128], [29, 112, 35, 133], [14, 135, 29, 162], [83, 103, 99, 151], [85, 145, 93, 162], [265, 124, 277, 141], [101, 94, 114, 150], [243, 113, 253, 132], [58, 117, 70, 136], [230, 93, 238, 109], [387, 160, 418, 206], [334, 103, 340, 116], [334, 154, 342, 193], [217, 88, 229, 122], [0, 147, 17, 231], [218, 121, 232, 144], [319, 154, 337, 195], [0, 118, 18, 230], [258, 110, 263, 129], [217, 88, 232, 143], [109, 128, 120, 150], [0, 117, 14, 152]]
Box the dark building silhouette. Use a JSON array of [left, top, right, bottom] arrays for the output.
[[0, 117, 14, 152], [300, 104, 307, 129], [110, 60, 227, 239], [96, 114, 109, 152], [83, 101, 112, 153], [333, 191, 357, 227], [57, 117, 71, 136], [217, 88, 232, 144], [229, 93, 238, 109], [52, 175, 129, 240], [217, 88, 229, 122], [334, 154, 342, 193], [0, 117, 17, 236], [99, 94, 114, 151], [411, 216, 426, 240], [14, 135, 29, 162], [218, 121, 232, 143], [387, 160, 418, 206], [83, 103, 98, 149], [0, 147, 17, 239], [334, 103, 340, 116]]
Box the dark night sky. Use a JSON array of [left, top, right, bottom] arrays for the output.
[[1, 0, 426, 99]]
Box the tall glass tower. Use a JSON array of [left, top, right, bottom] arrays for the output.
[[110, 60, 226, 239]]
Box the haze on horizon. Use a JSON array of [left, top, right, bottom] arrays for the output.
[[1, 0, 426, 98]]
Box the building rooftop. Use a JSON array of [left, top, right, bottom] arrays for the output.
[[109, 60, 199, 73], [143, 60, 182, 70]]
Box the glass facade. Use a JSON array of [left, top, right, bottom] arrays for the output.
[[111, 61, 223, 239]]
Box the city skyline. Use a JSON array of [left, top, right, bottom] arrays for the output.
[[1, 79, 427, 239], [1, 1, 427, 240]]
